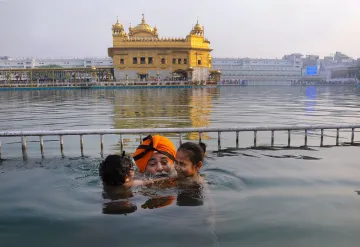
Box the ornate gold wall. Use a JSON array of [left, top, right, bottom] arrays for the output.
[[108, 15, 215, 82]]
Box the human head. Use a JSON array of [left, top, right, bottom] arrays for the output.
[[133, 135, 177, 175], [99, 152, 134, 186], [175, 142, 206, 178]]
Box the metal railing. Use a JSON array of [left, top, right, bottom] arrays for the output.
[[0, 124, 359, 158]]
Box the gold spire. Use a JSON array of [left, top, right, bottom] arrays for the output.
[[194, 18, 203, 31], [129, 14, 155, 36], [141, 13, 145, 24]]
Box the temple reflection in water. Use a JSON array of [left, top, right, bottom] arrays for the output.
[[111, 87, 219, 149]]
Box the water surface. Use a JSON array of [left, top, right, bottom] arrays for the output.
[[1, 86, 360, 247]]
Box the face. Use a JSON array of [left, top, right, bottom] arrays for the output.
[[145, 152, 172, 175], [175, 150, 201, 178]]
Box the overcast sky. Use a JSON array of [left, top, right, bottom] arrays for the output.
[[0, 0, 359, 59]]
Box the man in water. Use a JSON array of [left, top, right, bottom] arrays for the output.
[[133, 135, 177, 177]]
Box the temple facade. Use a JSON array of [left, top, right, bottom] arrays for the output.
[[108, 15, 218, 82]]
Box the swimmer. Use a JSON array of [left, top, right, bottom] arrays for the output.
[[133, 135, 177, 178], [175, 142, 206, 186], [99, 152, 171, 190], [175, 142, 217, 242], [100, 152, 175, 215], [99, 153, 134, 188]]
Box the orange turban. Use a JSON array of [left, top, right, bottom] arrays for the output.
[[133, 135, 176, 173]]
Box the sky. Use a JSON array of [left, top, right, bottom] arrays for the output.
[[0, 0, 359, 59]]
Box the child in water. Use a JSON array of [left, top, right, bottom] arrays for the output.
[[175, 142, 207, 186], [100, 152, 175, 214], [99, 151, 171, 190], [99, 152, 134, 189]]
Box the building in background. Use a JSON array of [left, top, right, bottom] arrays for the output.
[[108, 15, 218, 82], [212, 54, 303, 85], [1, 50, 358, 85]]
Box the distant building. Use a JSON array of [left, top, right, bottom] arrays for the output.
[[334, 51, 351, 62], [0, 57, 113, 69], [0, 56, 11, 60], [212, 53, 303, 85]]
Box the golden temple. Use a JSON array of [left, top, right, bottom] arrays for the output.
[[0, 14, 220, 87], [108, 14, 220, 82]]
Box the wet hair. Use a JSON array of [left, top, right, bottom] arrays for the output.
[[199, 142, 207, 153], [99, 152, 134, 186], [177, 142, 206, 166]]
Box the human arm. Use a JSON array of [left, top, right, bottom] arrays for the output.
[[123, 176, 177, 189]]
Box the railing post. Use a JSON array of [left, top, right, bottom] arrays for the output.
[[336, 129, 340, 146], [100, 134, 104, 154], [218, 132, 221, 150], [287, 130, 291, 147], [253, 131, 257, 147], [120, 134, 123, 152], [80, 135, 84, 156], [21, 136, 27, 157], [139, 134, 142, 144], [236, 131, 239, 148], [179, 133, 183, 145], [320, 129, 324, 147], [351, 128, 355, 144], [271, 130, 274, 147], [304, 129, 308, 147], [60, 135, 64, 155], [199, 132, 202, 143], [39, 136, 44, 155]]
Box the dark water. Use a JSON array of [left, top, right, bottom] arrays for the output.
[[1, 86, 360, 247]]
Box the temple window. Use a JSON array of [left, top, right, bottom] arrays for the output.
[[184, 59, 188, 64], [172, 59, 176, 64], [148, 57, 153, 64], [120, 59, 124, 64], [140, 57, 146, 64], [133, 57, 138, 64], [161, 58, 166, 64], [178, 59, 182, 64], [198, 60, 202, 65]]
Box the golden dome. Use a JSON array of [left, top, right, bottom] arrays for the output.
[[113, 17, 124, 30], [194, 23, 203, 31], [193, 19, 203, 31], [132, 14, 154, 33]]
